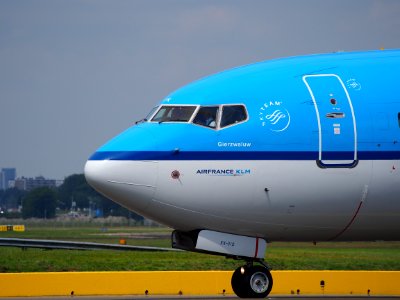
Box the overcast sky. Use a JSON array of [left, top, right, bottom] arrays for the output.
[[1, 0, 399, 179]]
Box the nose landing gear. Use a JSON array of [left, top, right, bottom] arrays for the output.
[[231, 261, 273, 298], [171, 230, 272, 297]]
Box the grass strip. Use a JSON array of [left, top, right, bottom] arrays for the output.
[[0, 226, 399, 272]]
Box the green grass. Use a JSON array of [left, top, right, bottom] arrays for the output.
[[0, 226, 399, 272], [0, 226, 172, 246], [267, 242, 400, 270]]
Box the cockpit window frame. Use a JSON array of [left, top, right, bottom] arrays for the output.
[[192, 103, 248, 130], [192, 105, 220, 130], [149, 103, 249, 130], [145, 106, 159, 121], [150, 104, 198, 123], [219, 104, 249, 129]]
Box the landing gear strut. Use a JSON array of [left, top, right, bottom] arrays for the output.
[[231, 260, 273, 298]]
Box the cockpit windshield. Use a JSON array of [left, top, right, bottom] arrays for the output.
[[145, 106, 159, 120], [193, 106, 218, 128], [220, 105, 247, 128], [193, 104, 247, 129], [151, 105, 197, 123], [149, 104, 248, 129], [135, 106, 159, 124]]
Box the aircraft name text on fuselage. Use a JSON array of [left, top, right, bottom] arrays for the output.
[[217, 142, 252, 148]]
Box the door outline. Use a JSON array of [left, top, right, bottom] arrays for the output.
[[303, 74, 358, 168]]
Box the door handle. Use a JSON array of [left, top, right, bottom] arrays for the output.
[[326, 112, 345, 119]]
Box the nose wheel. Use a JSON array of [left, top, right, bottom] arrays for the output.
[[231, 264, 273, 298]]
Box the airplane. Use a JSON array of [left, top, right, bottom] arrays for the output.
[[85, 49, 400, 298]]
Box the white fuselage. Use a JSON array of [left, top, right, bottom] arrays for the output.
[[85, 158, 400, 242]]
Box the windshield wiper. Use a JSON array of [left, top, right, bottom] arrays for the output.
[[135, 118, 147, 124]]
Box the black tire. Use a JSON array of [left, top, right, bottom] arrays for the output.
[[231, 266, 249, 298], [231, 265, 273, 298]]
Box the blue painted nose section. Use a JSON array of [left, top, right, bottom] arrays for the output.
[[84, 125, 159, 216]]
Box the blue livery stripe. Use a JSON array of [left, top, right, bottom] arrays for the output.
[[89, 151, 399, 161]]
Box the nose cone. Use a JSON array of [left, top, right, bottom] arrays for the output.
[[84, 159, 158, 215]]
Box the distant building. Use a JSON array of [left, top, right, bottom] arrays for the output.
[[0, 168, 16, 190], [13, 176, 63, 191]]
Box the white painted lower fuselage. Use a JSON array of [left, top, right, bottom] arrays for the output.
[[85, 159, 400, 242]]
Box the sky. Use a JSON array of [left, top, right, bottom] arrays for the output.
[[1, 0, 399, 179]]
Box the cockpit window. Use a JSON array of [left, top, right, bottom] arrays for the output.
[[220, 105, 247, 128], [145, 106, 159, 121], [193, 106, 219, 129], [398, 112, 400, 128], [151, 105, 196, 123]]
